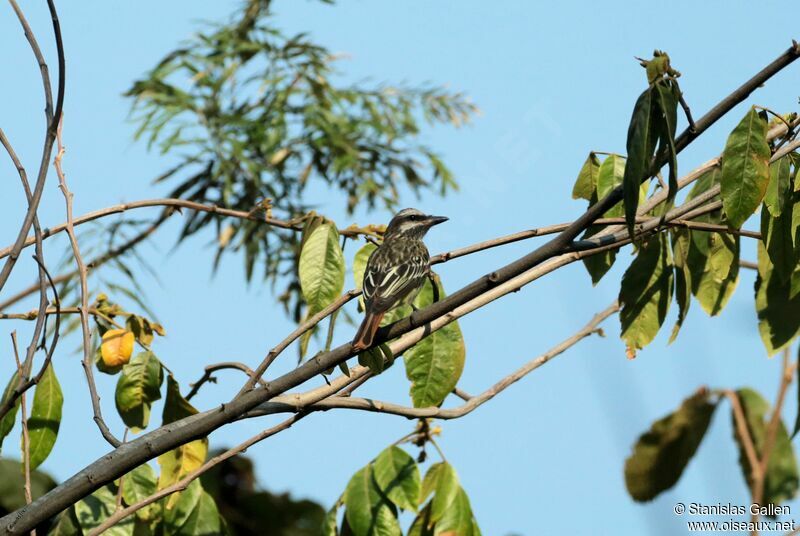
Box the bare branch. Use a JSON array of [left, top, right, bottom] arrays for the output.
[[0, 213, 169, 314], [240, 289, 362, 393], [751, 348, 796, 528], [10, 332, 34, 528], [186, 362, 267, 401], [54, 120, 121, 447], [0, 130, 49, 424], [246, 301, 619, 420], [723, 390, 762, 484], [0, 0, 64, 293], [0, 198, 373, 265]]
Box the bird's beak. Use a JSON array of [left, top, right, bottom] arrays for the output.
[[426, 215, 449, 226]]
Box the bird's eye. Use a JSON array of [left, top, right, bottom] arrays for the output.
[[409, 215, 420, 221]]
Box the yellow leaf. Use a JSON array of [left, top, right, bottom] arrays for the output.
[[101, 329, 135, 367], [218, 224, 235, 248], [157, 438, 209, 509], [269, 147, 290, 165]]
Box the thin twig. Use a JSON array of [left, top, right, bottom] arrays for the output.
[[740, 260, 759, 271], [246, 302, 619, 420], [54, 119, 121, 448], [751, 348, 795, 531], [240, 289, 362, 394], [0, 126, 49, 424], [678, 88, 697, 132], [11, 333, 37, 536], [185, 362, 267, 401], [0, 307, 81, 320], [723, 390, 761, 485], [0, 215, 167, 312], [0, 0, 64, 294], [0, 198, 374, 265], [0, 129, 49, 357]]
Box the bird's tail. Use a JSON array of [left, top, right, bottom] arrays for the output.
[[352, 311, 385, 352]]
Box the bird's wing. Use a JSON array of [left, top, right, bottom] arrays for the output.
[[363, 249, 428, 313]]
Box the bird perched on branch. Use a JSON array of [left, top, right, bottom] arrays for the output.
[[352, 208, 448, 352]]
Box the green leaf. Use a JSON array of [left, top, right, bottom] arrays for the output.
[[765, 156, 793, 217], [404, 280, 465, 408], [427, 463, 460, 524], [175, 491, 224, 535], [624, 389, 717, 501], [163, 479, 203, 533], [123, 464, 158, 522], [580, 153, 647, 285], [761, 193, 800, 283], [685, 168, 739, 317], [353, 242, 378, 311], [0, 459, 56, 513], [596, 154, 627, 217], [687, 164, 721, 205], [623, 86, 659, 238], [27, 362, 63, 470], [321, 497, 342, 536], [162, 375, 197, 425], [755, 242, 800, 355], [358, 347, 386, 376], [408, 503, 433, 536], [720, 108, 771, 228], [471, 516, 483, 536], [298, 222, 345, 360], [694, 231, 740, 316], [654, 80, 680, 206], [75, 485, 135, 535], [434, 488, 474, 536], [48, 507, 81, 536], [373, 446, 421, 512], [732, 388, 799, 507], [668, 230, 692, 343], [420, 463, 443, 506], [619, 234, 674, 352], [0, 371, 20, 454], [581, 225, 617, 285], [343, 465, 401, 536], [299, 222, 345, 314], [572, 152, 601, 201], [158, 376, 208, 509], [115, 351, 163, 432]]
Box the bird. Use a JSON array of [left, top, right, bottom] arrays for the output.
[[352, 208, 448, 352]]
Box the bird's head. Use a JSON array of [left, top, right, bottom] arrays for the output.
[[384, 208, 448, 240]]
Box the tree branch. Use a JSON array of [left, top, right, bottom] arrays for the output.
[[0, 0, 64, 293], [246, 301, 619, 420], [751, 348, 795, 530], [724, 390, 762, 486], [186, 362, 267, 401], [85, 413, 307, 536], [11, 332, 34, 531], [3, 42, 798, 535], [90, 300, 618, 534], [54, 120, 122, 447]]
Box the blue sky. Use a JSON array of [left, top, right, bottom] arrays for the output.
[[1, 2, 800, 535]]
